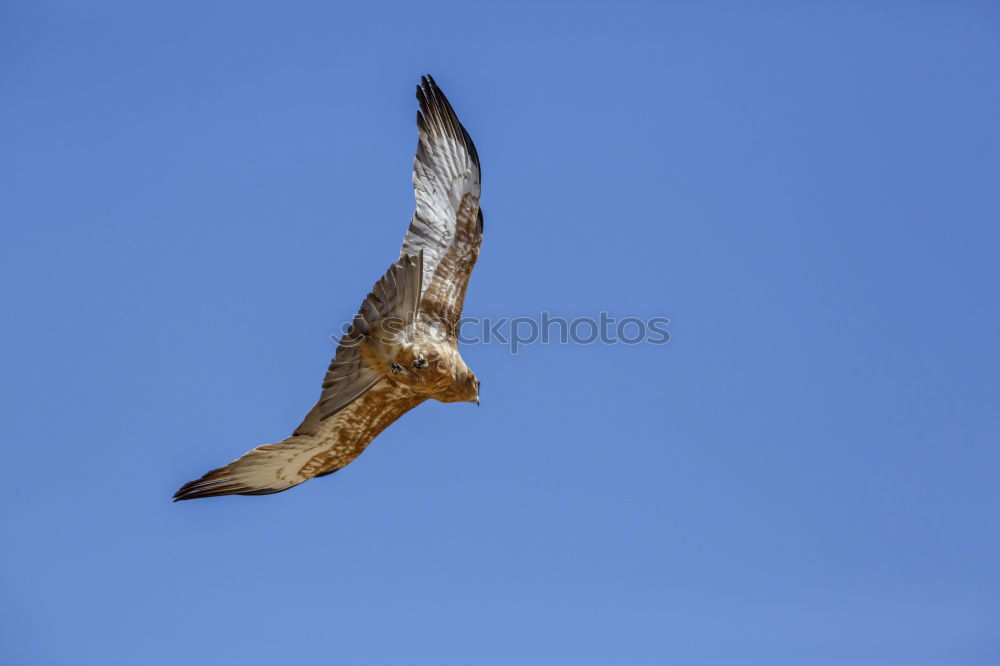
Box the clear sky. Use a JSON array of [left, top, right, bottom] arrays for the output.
[[2, 1, 999, 664]]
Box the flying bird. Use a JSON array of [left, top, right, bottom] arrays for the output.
[[174, 76, 482, 501]]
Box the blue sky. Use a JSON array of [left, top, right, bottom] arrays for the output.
[[2, 1, 999, 664]]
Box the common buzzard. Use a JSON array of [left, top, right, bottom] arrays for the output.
[[174, 76, 482, 501]]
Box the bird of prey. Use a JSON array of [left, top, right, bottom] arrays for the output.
[[174, 76, 482, 501]]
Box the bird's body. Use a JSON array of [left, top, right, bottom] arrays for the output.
[[174, 75, 482, 501], [359, 319, 478, 402]]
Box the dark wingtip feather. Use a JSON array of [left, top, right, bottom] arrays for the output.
[[415, 74, 479, 170], [173, 466, 246, 501]]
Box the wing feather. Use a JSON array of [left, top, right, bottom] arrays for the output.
[[316, 253, 422, 420], [173, 382, 425, 501], [400, 75, 482, 328]]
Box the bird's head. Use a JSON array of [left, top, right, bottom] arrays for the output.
[[469, 373, 481, 406], [455, 366, 481, 405], [432, 364, 479, 405]]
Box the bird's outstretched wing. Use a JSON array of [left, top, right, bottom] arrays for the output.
[[400, 75, 482, 331], [173, 382, 426, 500], [174, 255, 426, 501]]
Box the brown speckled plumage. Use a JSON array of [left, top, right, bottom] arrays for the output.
[[173, 75, 482, 502]]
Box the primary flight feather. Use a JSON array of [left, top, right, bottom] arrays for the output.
[[173, 75, 482, 501]]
